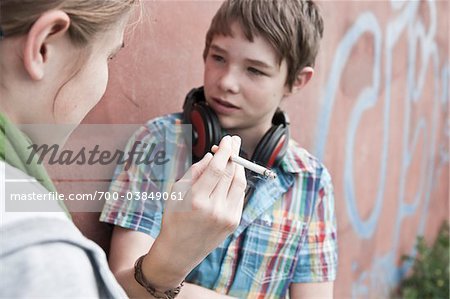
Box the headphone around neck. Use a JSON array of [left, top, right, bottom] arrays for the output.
[[182, 87, 290, 169]]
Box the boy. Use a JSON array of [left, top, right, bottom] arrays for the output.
[[101, 0, 337, 298]]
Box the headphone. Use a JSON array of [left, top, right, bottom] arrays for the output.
[[182, 86, 290, 169]]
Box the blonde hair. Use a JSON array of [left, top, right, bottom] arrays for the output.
[[203, 0, 324, 89], [0, 0, 136, 46]]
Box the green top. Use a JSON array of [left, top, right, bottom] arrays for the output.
[[0, 113, 70, 218]]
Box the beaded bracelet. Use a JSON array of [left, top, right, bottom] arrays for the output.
[[134, 254, 184, 299]]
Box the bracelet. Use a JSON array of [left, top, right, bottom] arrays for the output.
[[134, 254, 184, 299]]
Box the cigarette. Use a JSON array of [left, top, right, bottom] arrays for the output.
[[211, 145, 277, 179], [230, 155, 277, 179]]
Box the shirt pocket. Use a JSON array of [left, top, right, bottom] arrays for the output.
[[240, 217, 306, 284]]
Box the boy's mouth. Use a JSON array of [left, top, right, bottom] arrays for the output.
[[209, 97, 240, 115], [212, 97, 239, 109]]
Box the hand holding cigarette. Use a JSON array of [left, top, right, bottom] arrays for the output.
[[211, 144, 277, 180], [160, 135, 247, 282]]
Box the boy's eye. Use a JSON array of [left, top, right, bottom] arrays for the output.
[[211, 54, 225, 63], [247, 67, 265, 76]]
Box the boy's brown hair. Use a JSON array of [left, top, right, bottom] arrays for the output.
[[203, 0, 324, 89]]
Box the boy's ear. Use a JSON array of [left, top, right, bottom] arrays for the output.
[[285, 66, 314, 96], [23, 10, 70, 80]]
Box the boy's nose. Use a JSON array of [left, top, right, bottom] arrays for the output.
[[218, 69, 240, 94]]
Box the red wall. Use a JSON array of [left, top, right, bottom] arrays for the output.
[[80, 1, 449, 297]]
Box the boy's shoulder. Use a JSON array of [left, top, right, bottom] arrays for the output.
[[143, 112, 184, 131], [281, 139, 329, 179], [128, 113, 183, 141]]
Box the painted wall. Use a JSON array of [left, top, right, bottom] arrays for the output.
[[76, 1, 449, 298]]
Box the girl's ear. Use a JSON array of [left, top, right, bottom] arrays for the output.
[[23, 10, 70, 80], [284, 66, 314, 97]]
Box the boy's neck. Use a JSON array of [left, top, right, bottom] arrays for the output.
[[227, 123, 272, 158]]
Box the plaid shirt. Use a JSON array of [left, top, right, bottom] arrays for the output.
[[100, 113, 338, 298]]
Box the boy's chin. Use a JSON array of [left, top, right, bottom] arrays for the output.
[[218, 121, 244, 135], [216, 115, 236, 129]]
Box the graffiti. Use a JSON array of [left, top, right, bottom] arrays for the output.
[[314, 0, 449, 297]]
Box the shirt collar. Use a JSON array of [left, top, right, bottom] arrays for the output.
[[278, 140, 317, 175]]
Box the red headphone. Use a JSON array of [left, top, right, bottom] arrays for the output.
[[183, 87, 290, 168]]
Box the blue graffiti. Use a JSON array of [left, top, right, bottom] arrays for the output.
[[314, 0, 449, 297]]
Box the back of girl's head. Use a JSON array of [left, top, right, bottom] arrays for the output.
[[203, 0, 324, 89], [0, 0, 137, 46]]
